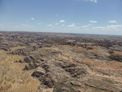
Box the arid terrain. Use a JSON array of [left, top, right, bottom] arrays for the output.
[[0, 32, 122, 92]]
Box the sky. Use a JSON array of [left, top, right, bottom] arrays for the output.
[[0, 0, 122, 35]]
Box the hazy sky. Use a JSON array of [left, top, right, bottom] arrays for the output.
[[0, 0, 122, 35]]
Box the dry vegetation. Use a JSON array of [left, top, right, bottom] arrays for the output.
[[0, 32, 122, 92], [0, 50, 39, 92]]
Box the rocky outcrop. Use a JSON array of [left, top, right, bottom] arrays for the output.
[[109, 54, 122, 62]]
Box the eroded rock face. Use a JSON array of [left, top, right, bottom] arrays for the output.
[[32, 69, 55, 88], [53, 79, 82, 92], [22, 55, 122, 92], [20, 45, 122, 92], [54, 77, 122, 92], [57, 61, 88, 78]]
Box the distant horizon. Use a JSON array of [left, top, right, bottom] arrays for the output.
[[0, 0, 122, 35], [0, 30, 122, 36]]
